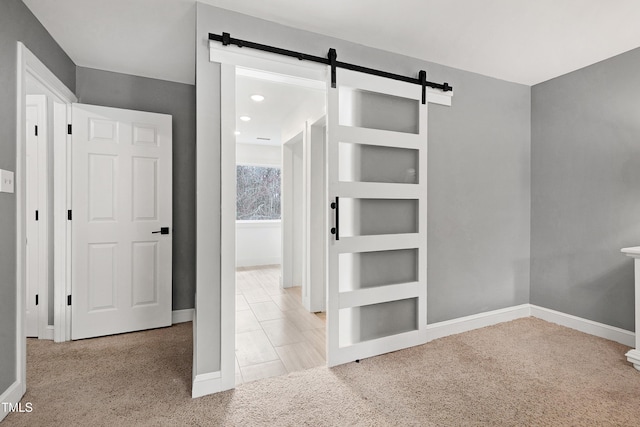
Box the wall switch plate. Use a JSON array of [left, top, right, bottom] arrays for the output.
[[0, 169, 15, 193]]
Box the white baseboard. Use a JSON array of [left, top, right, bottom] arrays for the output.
[[424, 304, 635, 348], [626, 349, 640, 370], [42, 325, 54, 341], [172, 309, 194, 324], [236, 257, 281, 268], [192, 371, 222, 398], [426, 304, 531, 342], [529, 305, 635, 347], [0, 380, 24, 422]]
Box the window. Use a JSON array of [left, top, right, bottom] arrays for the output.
[[236, 165, 281, 220]]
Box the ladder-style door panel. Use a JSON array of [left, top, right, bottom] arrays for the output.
[[327, 70, 428, 366]]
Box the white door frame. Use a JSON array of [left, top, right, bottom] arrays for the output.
[[281, 130, 303, 290], [16, 42, 77, 396], [282, 119, 327, 313], [305, 116, 327, 313]]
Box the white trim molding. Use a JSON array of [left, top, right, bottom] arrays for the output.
[[619, 249, 640, 370], [0, 381, 24, 422], [625, 349, 640, 371], [425, 304, 635, 348], [426, 304, 531, 342], [529, 305, 635, 347], [192, 371, 222, 399], [236, 258, 281, 268], [43, 325, 54, 341], [172, 309, 194, 324]]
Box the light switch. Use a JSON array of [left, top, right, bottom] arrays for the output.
[[0, 169, 15, 193]]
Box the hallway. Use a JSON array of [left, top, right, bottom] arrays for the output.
[[235, 265, 326, 385]]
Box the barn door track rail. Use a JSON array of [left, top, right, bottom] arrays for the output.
[[209, 32, 452, 104]]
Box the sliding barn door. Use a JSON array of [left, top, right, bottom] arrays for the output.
[[326, 69, 427, 366], [71, 104, 172, 340]]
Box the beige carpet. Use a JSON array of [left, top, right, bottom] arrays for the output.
[[4, 317, 640, 426]]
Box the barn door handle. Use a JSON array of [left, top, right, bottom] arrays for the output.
[[330, 197, 339, 240], [152, 227, 170, 235]]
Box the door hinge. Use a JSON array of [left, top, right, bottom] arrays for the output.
[[34, 125, 38, 136], [67, 295, 72, 306], [67, 210, 72, 221], [35, 210, 39, 221], [67, 124, 72, 135], [35, 294, 39, 306]]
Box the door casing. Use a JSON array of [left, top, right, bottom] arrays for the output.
[[15, 42, 77, 406], [281, 131, 302, 290], [281, 119, 327, 313]]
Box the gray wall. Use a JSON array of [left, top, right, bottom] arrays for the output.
[[76, 67, 196, 310], [428, 68, 531, 320], [196, 4, 531, 373], [531, 48, 640, 331], [0, 0, 76, 394]]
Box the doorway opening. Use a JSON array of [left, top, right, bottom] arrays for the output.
[[214, 47, 447, 396], [233, 68, 327, 384]]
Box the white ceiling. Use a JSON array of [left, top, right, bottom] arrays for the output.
[[23, 0, 196, 84], [236, 74, 325, 146], [23, 0, 640, 86]]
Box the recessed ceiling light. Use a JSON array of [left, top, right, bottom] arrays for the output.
[[234, 131, 241, 135], [239, 116, 251, 122], [250, 94, 265, 102]]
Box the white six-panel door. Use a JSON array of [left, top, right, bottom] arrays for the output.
[[71, 104, 172, 340], [326, 69, 428, 366]]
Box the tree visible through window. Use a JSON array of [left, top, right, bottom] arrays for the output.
[[236, 165, 281, 220]]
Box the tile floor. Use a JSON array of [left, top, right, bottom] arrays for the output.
[[235, 265, 326, 385]]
